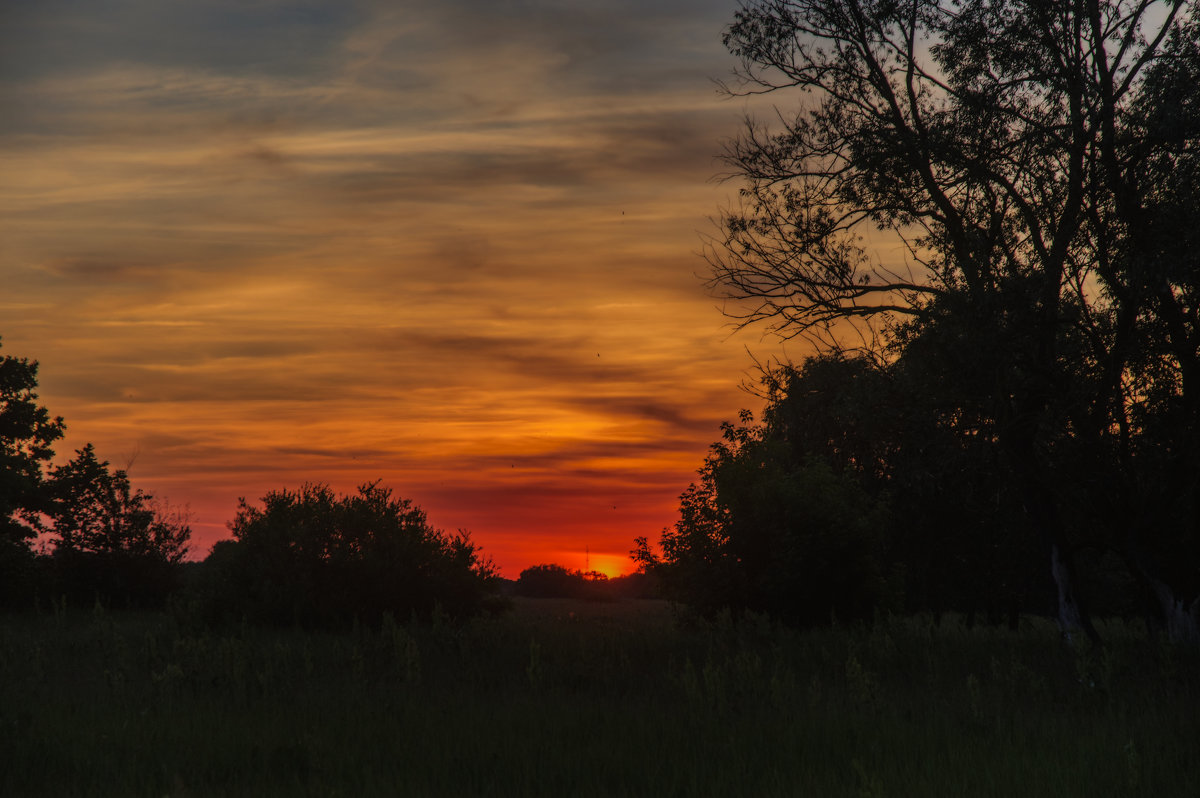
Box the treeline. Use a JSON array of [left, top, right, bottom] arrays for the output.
[[3, 338, 675, 628], [8, 319, 1198, 643], [1, 340, 190, 609], [636, 350, 1197, 639], [0, 339, 499, 625], [663, 0, 1200, 644], [512, 563, 658, 601]]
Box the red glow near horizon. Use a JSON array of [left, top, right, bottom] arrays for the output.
[[1, 0, 787, 577], [127, 452, 694, 580]]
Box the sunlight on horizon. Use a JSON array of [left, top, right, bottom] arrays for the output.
[[1, 0, 790, 578]]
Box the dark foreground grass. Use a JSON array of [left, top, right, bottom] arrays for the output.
[[2, 598, 1198, 797]]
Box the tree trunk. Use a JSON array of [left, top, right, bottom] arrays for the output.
[[1150, 577, 1200, 646], [1118, 544, 1200, 645], [1013, 450, 1103, 646], [1050, 543, 1104, 646], [1051, 544, 1084, 642]]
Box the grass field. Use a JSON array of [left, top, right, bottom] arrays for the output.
[[2, 597, 1198, 796]]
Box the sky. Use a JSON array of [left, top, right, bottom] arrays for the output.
[[0, 0, 793, 578]]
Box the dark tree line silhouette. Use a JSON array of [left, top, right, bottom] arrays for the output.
[[196, 482, 500, 627], [1, 340, 192, 608], [636, 352, 1068, 627], [513, 563, 659, 600], [6, 1, 1200, 645], [0, 338, 497, 624], [636, 0, 1200, 642]]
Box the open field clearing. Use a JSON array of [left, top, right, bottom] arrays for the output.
[[2, 598, 1198, 797]]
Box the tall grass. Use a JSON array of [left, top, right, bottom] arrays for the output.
[[1, 599, 1197, 796]]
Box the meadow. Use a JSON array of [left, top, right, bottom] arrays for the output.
[[2, 598, 1198, 797]]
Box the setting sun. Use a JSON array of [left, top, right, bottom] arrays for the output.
[[0, 0, 761, 577]]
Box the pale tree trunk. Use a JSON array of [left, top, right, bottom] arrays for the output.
[[1051, 544, 1085, 644], [1120, 546, 1200, 645], [1150, 579, 1200, 646]]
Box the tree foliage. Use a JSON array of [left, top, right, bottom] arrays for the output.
[[0, 339, 66, 605], [638, 357, 897, 625], [0, 340, 65, 545], [48, 444, 190, 562], [42, 444, 192, 607], [204, 483, 498, 627], [705, 0, 1200, 640], [514, 563, 614, 600], [639, 351, 1121, 627]]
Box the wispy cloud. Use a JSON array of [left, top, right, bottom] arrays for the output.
[[1, 0, 773, 574]]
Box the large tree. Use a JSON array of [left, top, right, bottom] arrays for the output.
[[710, 0, 1199, 640], [636, 352, 1044, 626], [635, 366, 893, 625], [46, 444, 191, 607], [48, 443, 191, 563], [0, 338, 65, 603], [208, 483, 498, 627]]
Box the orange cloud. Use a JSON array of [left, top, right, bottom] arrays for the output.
[[1, 0, 792, 577]]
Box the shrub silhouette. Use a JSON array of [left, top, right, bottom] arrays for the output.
[[515, 564, 600, 599], [515, 564, 657, 601], [44, 444, 191, 608], [203, 482, 497, 628]]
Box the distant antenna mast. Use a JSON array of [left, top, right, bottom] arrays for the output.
[[586, 546, 590, 573]]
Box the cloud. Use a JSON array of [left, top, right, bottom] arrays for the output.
[[40, 257, 162, 282], [0, 0, 365, 82], [0, 0, 775, 576]]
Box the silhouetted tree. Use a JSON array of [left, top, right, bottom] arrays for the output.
[[709, 0, 1200, 641], [0, 338, 65, 606], [515, 564, 613, 600], [788, 352, 1053, 623], [607, 570, 661, 600], [637, 367, 893, 625], [206, 482, 498, 628], [515, 564, 587, 598], [45, 444, 191, 607], [49, 445, 190, 560]]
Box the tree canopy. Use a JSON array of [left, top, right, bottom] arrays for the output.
[[637, 352, 1059, 626], [690, 0, 1200, 639], [48, 443, 190, 563], [1, 339, 66, 604], [43, 444, 192, 607], [0, 338, 65, 550], [204, 483, 499, 627], [1, 339, 195, 608]]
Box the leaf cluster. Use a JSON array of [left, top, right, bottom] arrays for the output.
[[201, 483, 499, 628]]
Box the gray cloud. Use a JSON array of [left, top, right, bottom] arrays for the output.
[[0, 0, 366, 82], [41, 257, 162, 282], [0, 0, 765, 575]]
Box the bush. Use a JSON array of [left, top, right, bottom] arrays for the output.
[[199, 482, 498, 628], [515, 564, 618, 600], [41, 444, 191, 608]]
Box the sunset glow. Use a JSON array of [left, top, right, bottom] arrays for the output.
[[0, 0, 782, 577]]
